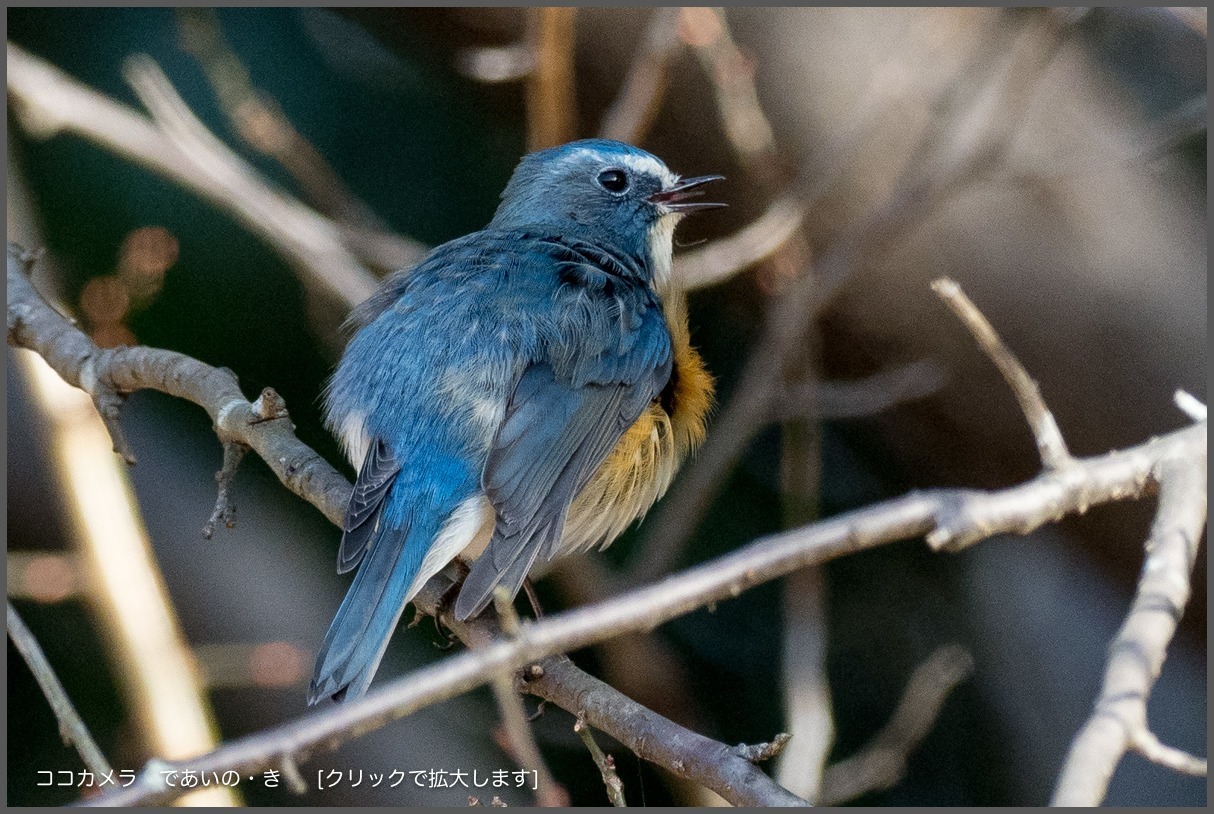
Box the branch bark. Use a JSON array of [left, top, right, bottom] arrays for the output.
[[7, 601, 114, 777], [1050, 455, 1208, 805]]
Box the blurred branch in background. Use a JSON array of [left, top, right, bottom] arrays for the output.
[[173, 9, 423, 273], [487, 591, 568, 808], [8, 601, 114, 778], [526, 8, 578, 151], [8, 162, 237, 806], [6, 43, 383, 311], [627, 7, 1077, 587], [598, 7, 684, 144], [818, 644, 975, 805]]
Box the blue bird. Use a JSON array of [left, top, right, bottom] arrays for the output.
[[310, 139, 721, 703]]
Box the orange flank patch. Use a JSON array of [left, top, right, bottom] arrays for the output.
[[560, 293, 714, 556]]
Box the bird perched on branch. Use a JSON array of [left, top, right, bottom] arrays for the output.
[[310, 139, 721, 703]]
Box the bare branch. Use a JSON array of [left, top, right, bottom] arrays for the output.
[[574, 712, 627, 807], [1174, 389, 1207, 423], [1051, 456, 1208, 805], [18, 237, 1204, 808], [526, 8, 578, 151], [681, 7, 777, 168], [777, 358, 948, 422], [818, 644, 975, 805], [9, 242, 800, 807], [203, 440, 247, 539], [931, 278, 1073, 470], [1131, 728, 1207, 777], [627, 14, 1054, 587], [7, 43, 382, 310], [735, 732, 793, 763], [8, 246, 352, 529], [8, 601, 114, 777], [173, 10, 423, 273], [79, 407, 1204, 808], [598, 7, 684, 144], [489, 591, 567, 807], [674, 196, 805, 291]]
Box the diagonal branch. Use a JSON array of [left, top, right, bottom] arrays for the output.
[[8, 601, 114, 778], [9, 243, 802, 808], [597, 7, 684, 144], [819, 644, 974, 805], [931, 278, 1073, 470]]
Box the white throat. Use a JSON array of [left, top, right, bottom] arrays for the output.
[[648, 212, 681, 291]]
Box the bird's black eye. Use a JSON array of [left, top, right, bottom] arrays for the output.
[[596, 169, 629, 194]]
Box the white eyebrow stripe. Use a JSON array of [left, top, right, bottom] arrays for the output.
[[567, 147, 679, 188]]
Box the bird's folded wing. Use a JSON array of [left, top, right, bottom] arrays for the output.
[[454, 358, 665, 620], [337, 437, 401, 573]]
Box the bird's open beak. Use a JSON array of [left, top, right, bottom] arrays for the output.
[[648, 175, 726, 213]]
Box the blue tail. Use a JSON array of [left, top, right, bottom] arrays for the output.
[[309, 469, 473, 704]]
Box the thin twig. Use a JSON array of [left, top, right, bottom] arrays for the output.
[[681, 7, 777, 170], [204, 441, 247, 539], [931, 278, 1073, 470], [1174, 389, 1207, 423], [735, 732, 793, 763], [1051, 455, 1208, 805], [598, 7, 684, 144], [489, 590, 568, 807], [575, 712, 627, 807], [673, 196, 805, 291], [173, 10, 421, 272], [818, 644, 975, 805], [778, 359, 948, 422], [8, 601, 114, 777]]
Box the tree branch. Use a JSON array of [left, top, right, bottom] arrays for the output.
[[526, 8, 578, 151], [7, 245, 351, 530], [487, 591, 567, 807], [8, 601, 114, 778], [15, 239, 1205, 807], [597, 7, 684, 144], [7, 42, 384, 310], [1050, 455, 1208, 805], [9, 242, 801, 807], [818, 644, 974, 805], [77, 411, 1204, 808], [174, 9, 424, 273], [574, 711, 627, 806], [931, 278, 1073, 470]]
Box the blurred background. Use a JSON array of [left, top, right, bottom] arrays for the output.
[[6, 7, 1206, 807]]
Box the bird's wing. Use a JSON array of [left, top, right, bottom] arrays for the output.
[[454, 331, 671, 621], [336, 437, 401, 573]]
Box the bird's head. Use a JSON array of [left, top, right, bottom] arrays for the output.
[[489, 139, 724, 284]]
